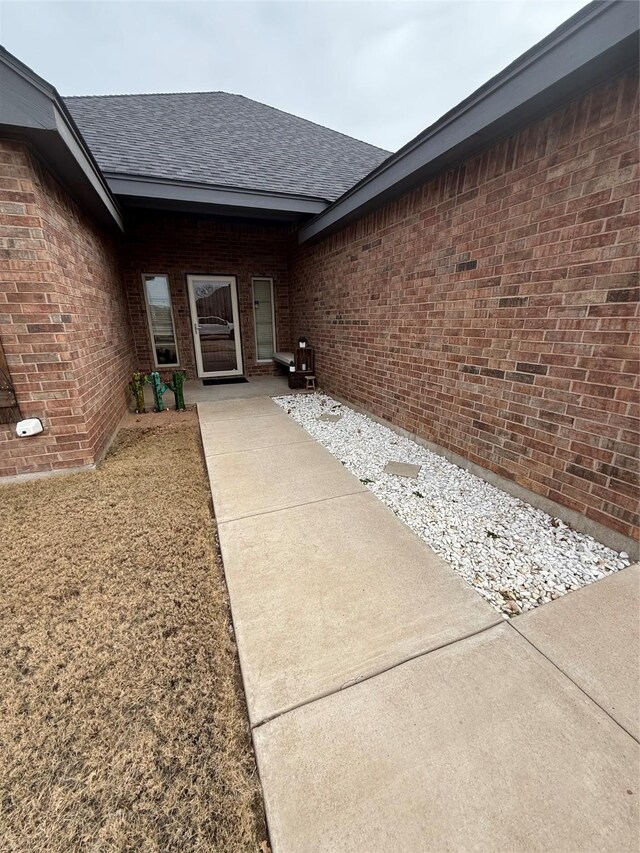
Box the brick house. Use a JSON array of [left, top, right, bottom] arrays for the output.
[[1, 1, 638, 552]]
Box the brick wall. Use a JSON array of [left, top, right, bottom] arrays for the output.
[[121, 210, 292, 378], [290, 69, 639, 541], [0, 140, 134, 477]]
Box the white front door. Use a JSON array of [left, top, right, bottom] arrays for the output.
[[187, 275, 244, 378]]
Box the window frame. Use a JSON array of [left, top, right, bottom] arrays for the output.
[[142, 273, 180, 368], [252, 277, 277, 363]]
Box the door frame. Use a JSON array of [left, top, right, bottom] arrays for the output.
[[186, 274, 244, 378]]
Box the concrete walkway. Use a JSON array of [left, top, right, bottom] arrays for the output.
[[198, 397, 639, 853]]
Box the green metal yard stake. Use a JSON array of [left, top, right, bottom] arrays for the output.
[[129, 371, 148, 413], [149, 371, 169, 412], [169, 370, 186, 410]]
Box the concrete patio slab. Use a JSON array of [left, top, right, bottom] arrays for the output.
[[513, 564, 640, 741], [205, 440, 366, 523], [197, 396, 283, 423], [200, 414, 313, 456], [144, 375, 294, 407], [254, 623, 639, 853], [218, 490, 500, 724]]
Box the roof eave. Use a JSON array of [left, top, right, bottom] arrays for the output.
[[0, 47, 123, 232], [299, 0, 640, 244], [107, 173, 329, 220]]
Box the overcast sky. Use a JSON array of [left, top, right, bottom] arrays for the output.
[[1, 0, 590, 151]]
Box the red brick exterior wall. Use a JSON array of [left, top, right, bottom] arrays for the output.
[[0, 140, 133, 477], [121, 211, 292, 378], [290, 69, 639, 541]]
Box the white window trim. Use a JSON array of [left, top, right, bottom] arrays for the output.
[[252, 277, 277, 363], [142, 273, 180, 368]]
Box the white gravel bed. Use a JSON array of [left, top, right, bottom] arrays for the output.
[[274, 393, 631, 617]]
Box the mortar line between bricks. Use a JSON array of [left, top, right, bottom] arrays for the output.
[[250, 619, 504, 730], [216, 487, 369, 525], [510, 622, 640, 745]]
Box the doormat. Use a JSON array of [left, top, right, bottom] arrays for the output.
[[202, 377, 249, 386]]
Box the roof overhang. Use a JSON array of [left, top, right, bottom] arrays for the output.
[[107, 173, 329, 222], [0, 47, 123, 231], [299, 0, 640, 244]]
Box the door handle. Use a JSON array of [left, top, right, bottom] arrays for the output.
[[193, 321, 200, 335]]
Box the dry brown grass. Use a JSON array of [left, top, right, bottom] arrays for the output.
[[0, 416, 266, 852]]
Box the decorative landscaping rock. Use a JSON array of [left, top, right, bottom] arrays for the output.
[[273, 392, 631, 617], [384, 461, 422, 479]]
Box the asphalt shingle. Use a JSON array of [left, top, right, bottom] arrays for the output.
[[65, 92, 390, 202]]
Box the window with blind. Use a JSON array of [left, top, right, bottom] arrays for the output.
[[143, 274, 179, 367], [252, 278, 276, 361]]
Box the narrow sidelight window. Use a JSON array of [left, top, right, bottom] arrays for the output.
[[252, 278, 276, 361], [143, 274, 179, 367]]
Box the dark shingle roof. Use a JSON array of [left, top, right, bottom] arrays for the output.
[[64, 91, 390, 202]]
